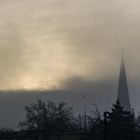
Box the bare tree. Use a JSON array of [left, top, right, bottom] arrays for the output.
[[18, 99, 75, 133], [87, 104, 102, 131]]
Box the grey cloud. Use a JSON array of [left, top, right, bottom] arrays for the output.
[[0, 77, 117, 129]]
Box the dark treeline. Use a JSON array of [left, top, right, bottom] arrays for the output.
[[0, 99, 140, 140]]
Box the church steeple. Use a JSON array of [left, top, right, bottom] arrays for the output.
[[117, 52, 131, 111]]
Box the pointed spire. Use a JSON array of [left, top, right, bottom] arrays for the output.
[[117, 51, 131, 112], [84, 105, 87, 131], [83, 96, 87, 131]]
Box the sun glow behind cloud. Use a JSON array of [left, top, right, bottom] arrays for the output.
[[0, 0, 140, 90]]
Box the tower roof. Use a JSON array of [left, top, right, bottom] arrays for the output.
[[117, 53, 131, 111]]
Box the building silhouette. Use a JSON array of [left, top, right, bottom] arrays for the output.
[[117, 53, 131, 112]]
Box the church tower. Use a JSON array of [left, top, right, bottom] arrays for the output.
[[117, 53, 131, 112]]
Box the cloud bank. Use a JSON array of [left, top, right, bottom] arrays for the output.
[[0, 0, 139, 90]]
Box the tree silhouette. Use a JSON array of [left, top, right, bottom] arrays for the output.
[[107, 100, 136, 140], [18, 99, 76, 133]]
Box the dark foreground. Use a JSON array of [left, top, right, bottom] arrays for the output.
[[0, 131, 140, 140], [0, 131, 89, 140]]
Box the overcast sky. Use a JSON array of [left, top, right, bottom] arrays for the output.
[[0, 0, 140, 129]]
